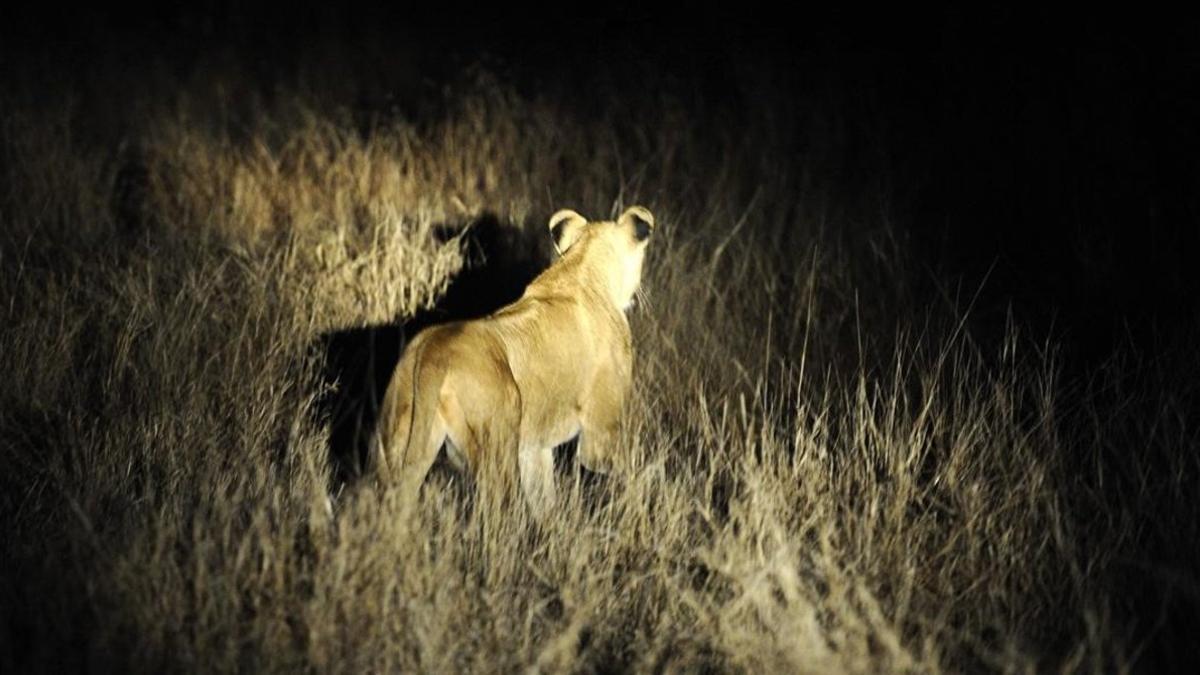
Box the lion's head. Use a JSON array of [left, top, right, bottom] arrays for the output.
[[547, 206, 655, 311]]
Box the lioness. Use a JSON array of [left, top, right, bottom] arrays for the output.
[[370, 206, 654, 516]]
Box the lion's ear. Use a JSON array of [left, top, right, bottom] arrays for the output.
[[619, 206, 655, 241], [549, 209, 588, 255]]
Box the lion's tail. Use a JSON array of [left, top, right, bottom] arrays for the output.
[[369, 335, 445, 483]]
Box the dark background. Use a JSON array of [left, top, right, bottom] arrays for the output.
[[5, 4, 1197, 370]]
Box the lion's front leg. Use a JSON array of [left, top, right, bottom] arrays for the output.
[[578, 358, 631, 477], [577, 424, 620, 476]]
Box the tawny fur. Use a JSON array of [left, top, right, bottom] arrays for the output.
[[370, 206, 654, 516]]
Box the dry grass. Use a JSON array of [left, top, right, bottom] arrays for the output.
[[1, 55, 1197, 673]]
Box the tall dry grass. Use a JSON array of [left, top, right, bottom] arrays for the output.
[[1, 54, 1197, 673]]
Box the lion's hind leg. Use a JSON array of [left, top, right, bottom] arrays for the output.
[[394, 410, 447, 513], [374, 354, 449, 513], [519, 444, 557, 521], [442, 364, 523, 519]]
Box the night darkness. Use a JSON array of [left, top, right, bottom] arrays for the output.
[[3, 5, 1199, 672]]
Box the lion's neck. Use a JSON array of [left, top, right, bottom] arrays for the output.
[[534, 246, 628, 311]]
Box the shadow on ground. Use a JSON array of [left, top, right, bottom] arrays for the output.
[[314, 213, 561, 489]]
